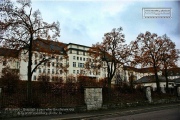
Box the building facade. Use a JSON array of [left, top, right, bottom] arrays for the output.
[[0, 38, 179, 84], [0, 48, 20, 78]]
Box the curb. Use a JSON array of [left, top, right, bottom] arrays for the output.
[[53, 103, 180, 120]]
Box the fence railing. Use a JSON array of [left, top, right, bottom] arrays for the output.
[[0, 85, 177, 109], [102, 87, 177, 105], [0, 88, 85, 108]]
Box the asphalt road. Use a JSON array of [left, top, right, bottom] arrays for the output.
[[94, 108, 180, 120], [4, 104, 180, 120]]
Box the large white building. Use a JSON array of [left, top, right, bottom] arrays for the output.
[[67, 43, 107, 79], [0, 38, 179, 84], [0, 38, 108, 82]]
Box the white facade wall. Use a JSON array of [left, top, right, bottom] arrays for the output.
[[19, 50, 66, 82], [67, 43, 105, 81], [19, 50, 28, 80]]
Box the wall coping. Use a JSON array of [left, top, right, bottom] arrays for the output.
[[84, 87, 102, 88]]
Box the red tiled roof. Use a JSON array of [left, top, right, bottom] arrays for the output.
[[0, 48, 19, 58]]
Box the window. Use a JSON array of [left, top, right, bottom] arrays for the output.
[[77, 70, 79, 74], [33, 75, 36, 80], [77, 51, 79, 55], [52, 69, 54, 74], [73, 70, 76, 74], [70, 50, 72, 54], [83, 58, 85, 61], [73, 56, 76, 60], [39, 68, 41, 73], [77, 57, 79, 60], [43, 69, 46, 73], [48, 62, 50, 67], [73, 62, 76, 67], [60, 70, 63, 74], [56, 56, 59, 61], [80, 57, 82, 61], [60, 63, 63, 67], [80, 70, 83, 74], [52, 62, 54, 67], [35, 60, 37, 65], [16, 62, 20, 68], [78, 63, 84, 68], [48, 69, 50, 74], [83, 52, 85, 56], [56, 70, 58, 74]]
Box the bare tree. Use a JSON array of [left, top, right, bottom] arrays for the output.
[[159, 34, 178, 93], [131, 31, 178, 93], [86, 27, 130, 91], [0, 0, 60, 106]]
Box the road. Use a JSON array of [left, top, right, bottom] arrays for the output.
[[4, 106, 180, 120], [92, 108, 180, 120]]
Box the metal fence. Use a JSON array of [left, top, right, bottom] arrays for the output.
[[0, 84, 177, 109], [102, 86, 176, 105], [0, 87, 85, 108]]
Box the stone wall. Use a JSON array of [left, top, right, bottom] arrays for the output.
[[84, 87, 102, 110]]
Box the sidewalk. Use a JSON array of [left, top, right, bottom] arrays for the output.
[[51, 103, 180, 120]]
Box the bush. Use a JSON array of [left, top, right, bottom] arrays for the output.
[[98, 78, 108, 87], [51, 83, 63, 95], [77, 75, 97, 87], [0, 67, 20, 94], [37, 75, 51, 93]]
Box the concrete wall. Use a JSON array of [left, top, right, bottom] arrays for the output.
[[84, 87, 102, 110]]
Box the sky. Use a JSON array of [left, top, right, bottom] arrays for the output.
[[29, 0, 179, 49]]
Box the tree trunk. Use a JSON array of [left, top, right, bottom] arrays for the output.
[[164, 68, 169, 93], [153, 61, 160, 94], [107, 77, 112, 103], [27, 36, 33, 107], [154, 70, 160, 94]]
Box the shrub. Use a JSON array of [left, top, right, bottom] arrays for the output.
[[51, 83, 63, 95], [37, 75, 51, 93], [0, 67, 20, 94], [98, 78, 108, 87], [77, 75, 97, 87]]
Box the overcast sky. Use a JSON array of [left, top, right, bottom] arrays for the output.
[[30, 0, 180, 49]]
